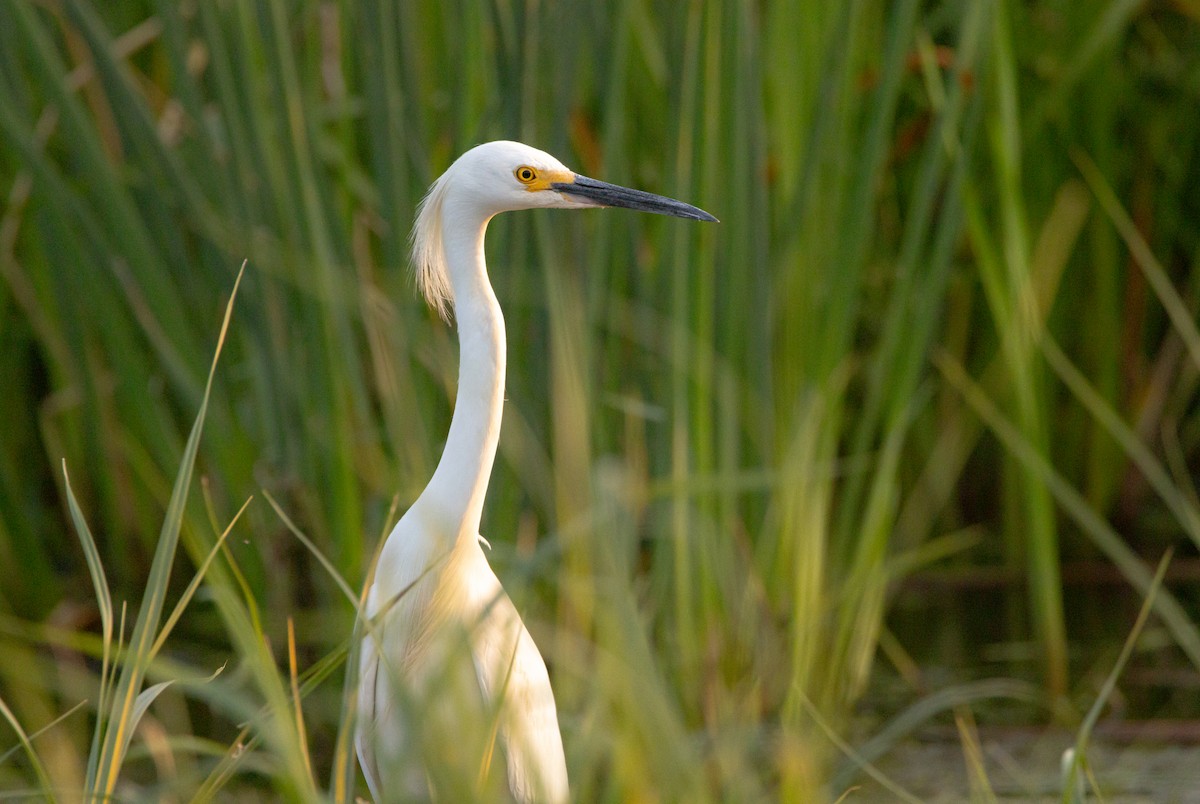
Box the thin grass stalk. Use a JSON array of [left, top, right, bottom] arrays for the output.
[[955, 708, 999, 803], [0, 695, 55, 800], [1000, 0, 1066, 699], [796, 691, 922, 804], [961, 0, 1067, 698], [149, 498, 253, 660], [1061, 549, 1173, 803], [89, 267, 244, 796]]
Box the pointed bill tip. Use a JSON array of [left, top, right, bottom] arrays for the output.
[[553, 175, 719, 223]]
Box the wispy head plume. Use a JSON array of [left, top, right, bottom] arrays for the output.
[[410, 172, 454, 321]]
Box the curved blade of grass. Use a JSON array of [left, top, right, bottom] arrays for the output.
[[191, 637, 353, 801], [92, 263, 244, 797], [175, 540, 318, 801], [61, 463, 113, 650], [0, 614, 246, 726], [832, 678, 1045, 793], [61, 461, 115, 786], [186, 476, 317, 798], [0, 700, 88, 769], [200, 481, 265, 639], [262, 487, 396, 798], [0, 694, 55, 798], [193, 525, 418, 800], [120, 680, 176, 765]]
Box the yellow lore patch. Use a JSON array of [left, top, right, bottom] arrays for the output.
[[515, 165, 575, 192]]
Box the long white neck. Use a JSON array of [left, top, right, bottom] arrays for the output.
[[420, 207, 505, 546]]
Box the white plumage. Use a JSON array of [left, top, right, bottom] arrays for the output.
[[355, 141, 715, 802]]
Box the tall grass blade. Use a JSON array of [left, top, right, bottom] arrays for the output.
[[91, 264, 244, 796], [966, 0, 1067, 698]]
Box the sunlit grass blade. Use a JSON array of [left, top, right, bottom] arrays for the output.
[[179, 545, 319, 800], [955, 708, 998, 804], [122, 680, 176, 762], [200, 481, 266, 639], [331, 496, 395, 800], [192, 493, 382, 798], [286, 619, 315, 784], [828, 389, 926, 703], [330, 584, 371, 802], [91, 264, 244, 796]]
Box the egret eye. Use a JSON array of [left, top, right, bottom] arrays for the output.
[[515, 166, 538, 184]]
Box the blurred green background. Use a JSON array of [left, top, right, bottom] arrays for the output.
[[1, 0, 1199, 799]]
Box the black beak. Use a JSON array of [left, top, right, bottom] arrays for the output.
[[552, 175, 718, 222]]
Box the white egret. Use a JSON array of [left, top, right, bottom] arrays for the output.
[[355, 140, 716, 802]]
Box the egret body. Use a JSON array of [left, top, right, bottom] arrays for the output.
[[356, 141, 715, 802]]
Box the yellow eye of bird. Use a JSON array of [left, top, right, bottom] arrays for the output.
[[515, 166, 538, 184]]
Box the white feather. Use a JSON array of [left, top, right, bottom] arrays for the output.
[[358, 140, 711, 801]]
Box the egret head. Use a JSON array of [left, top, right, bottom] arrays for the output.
[[412, 140, 717, 319]]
